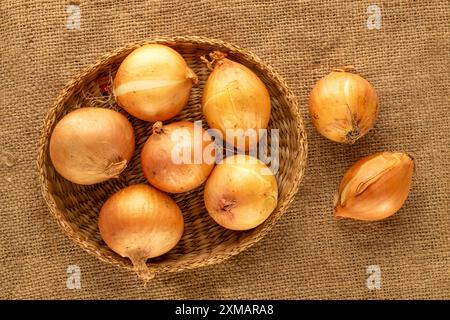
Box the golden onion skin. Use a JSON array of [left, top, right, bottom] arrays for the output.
[[49, 107, 135, 185], [113, 44, 197, 121], [99, 184, 184, 278], [202, 53, 271, 150], [141, 121, 215, 193], [334, 152, 414, 221], [204, 154, 278, 230], [309, 69, 379, 144]]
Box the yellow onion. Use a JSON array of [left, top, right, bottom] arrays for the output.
[[204, 154, 278, 230], [113, 44, 198, 121], [201, 51, 271, 150], [49, 107, 135, 185], [334, 152, 414, 221], [99, 184, 184, 280], [309, 67, 379, 144], [141, 121, 215, 193]]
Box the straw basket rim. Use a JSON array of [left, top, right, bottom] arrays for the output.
[[37, 36, 308, 276]]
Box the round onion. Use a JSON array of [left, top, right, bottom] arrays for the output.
[[141, 121, 215, 193], [202, 52, 271, 150], [113, 44, 198, 121], [309, 67, 379, 144], [204, 154, 278, 230], [99, 184, 184, 280], [49, 107, 135, 185]]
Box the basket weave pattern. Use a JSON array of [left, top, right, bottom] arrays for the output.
[[37, 36, 307, 275]]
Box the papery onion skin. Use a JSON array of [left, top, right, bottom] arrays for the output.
[[99, 184, 184, 279], [202, 52, 271, 150], [334, 152, 414, 221], [204, 154, 278, 230], [113, 44, 198, 121], [309, 68, 379, 144], [141, 121, 215, 193], [49, 107, 135, 185]]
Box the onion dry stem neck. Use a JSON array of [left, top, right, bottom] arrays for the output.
[[129, 254, 156, 283], [332, 65, 356, 73], [201, 51, 228, 71], [186, 68, 199, 85], [219, 198, 237, 212], [152, 121, 164, 134], [105, 159, 128, 178], [346, 125, 361, 144]]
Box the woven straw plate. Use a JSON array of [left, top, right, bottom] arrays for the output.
[[37, 36, 307, 278]]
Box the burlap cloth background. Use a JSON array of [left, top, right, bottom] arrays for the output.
[[0, 1, 449, 299]]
